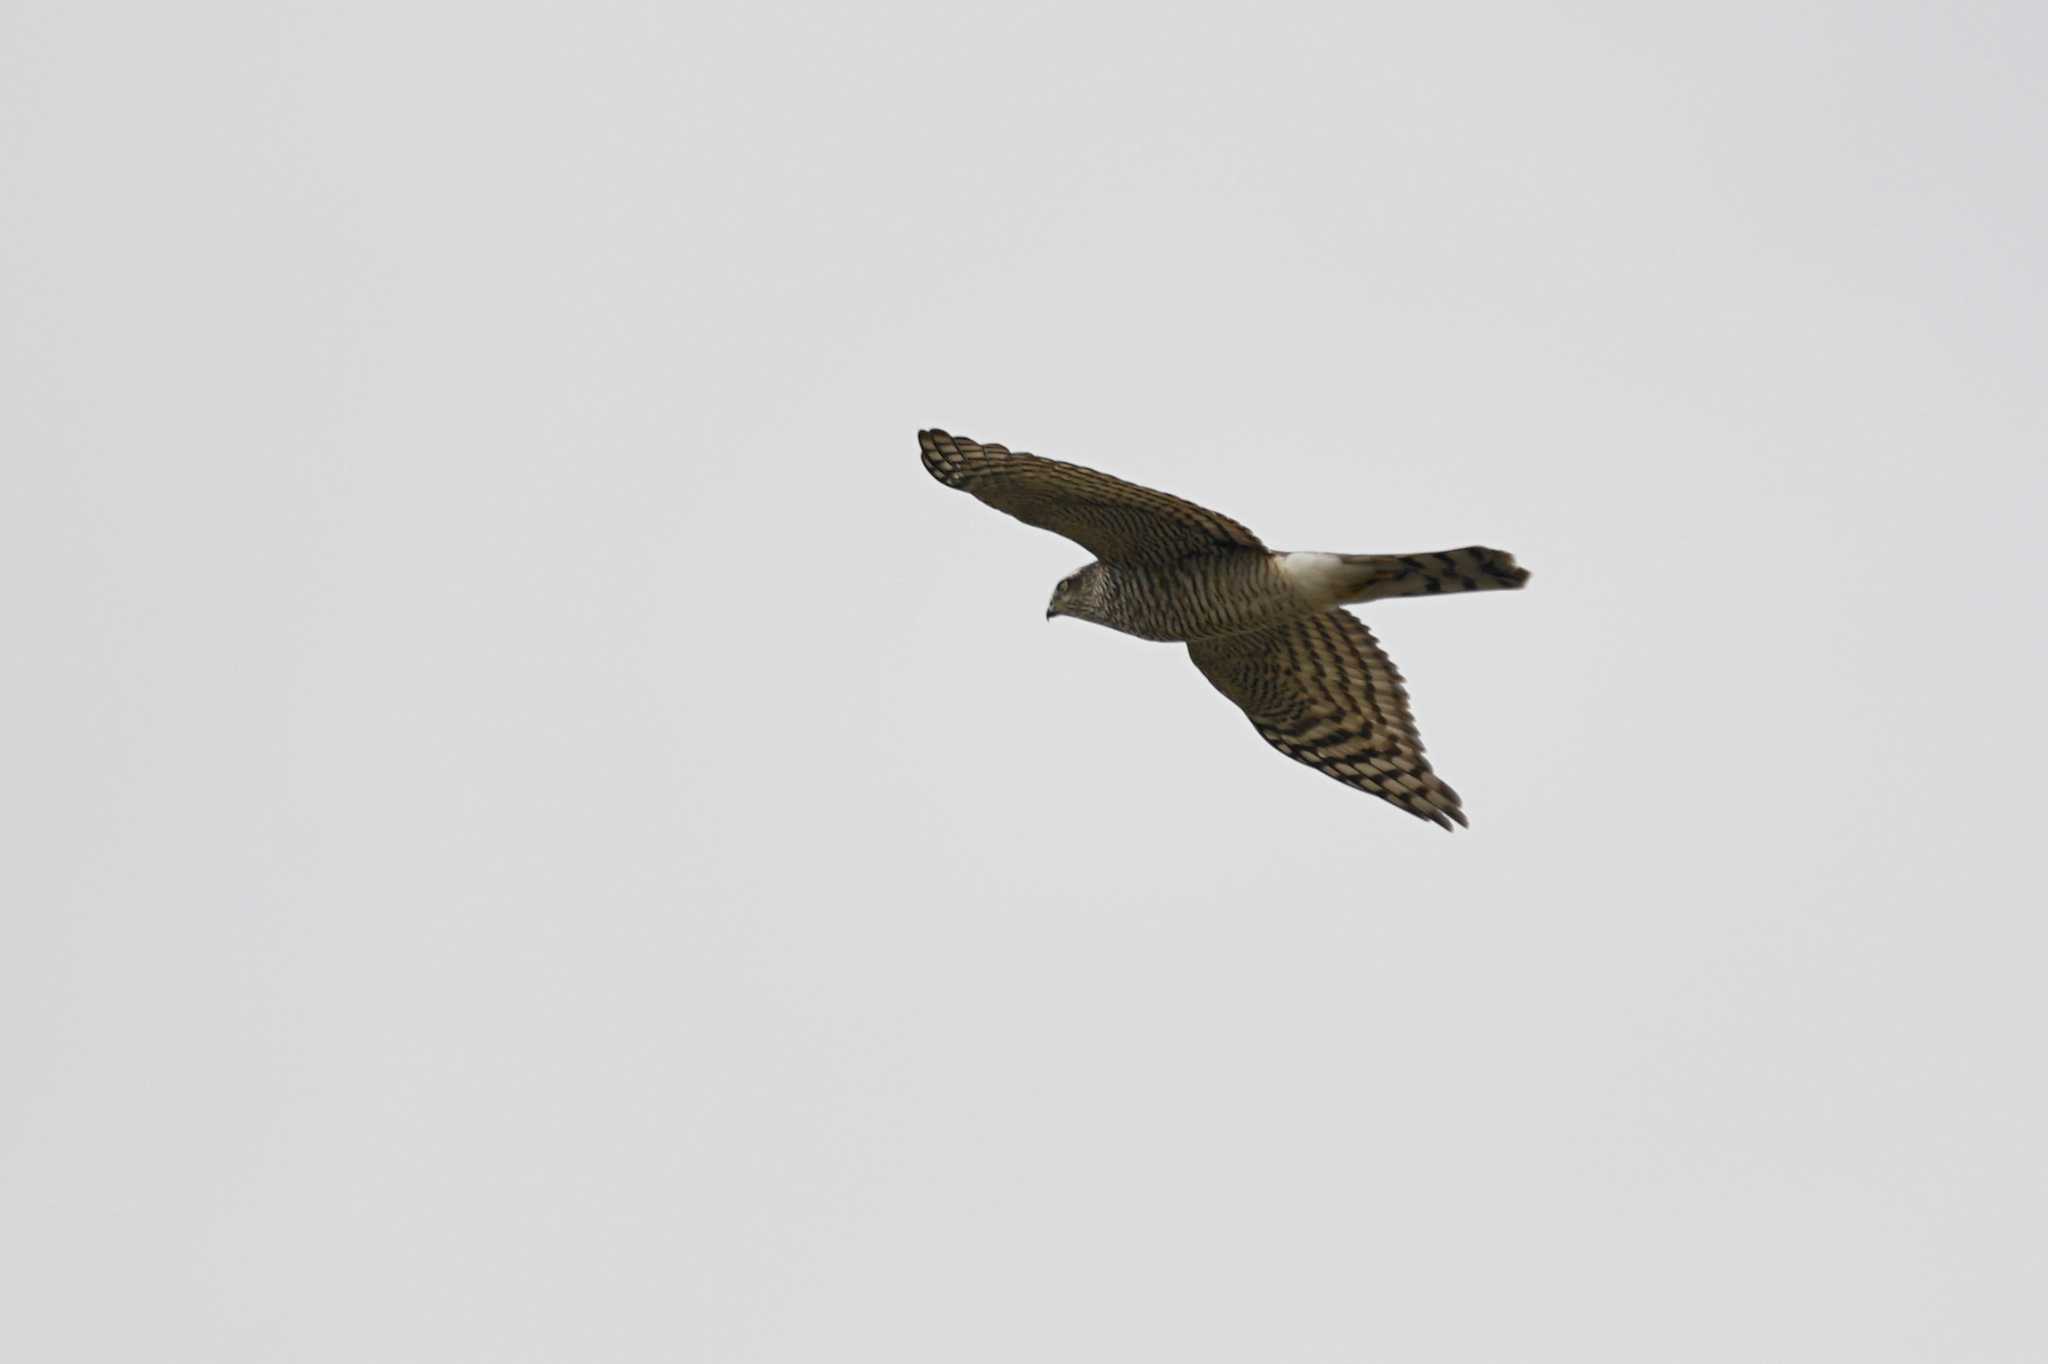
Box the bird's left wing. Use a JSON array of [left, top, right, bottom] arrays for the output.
[[920, 428, 1263, 566], [1187, 609, 1468, 829]]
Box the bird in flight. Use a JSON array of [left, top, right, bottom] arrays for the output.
[[920, 428, 1529, 829]]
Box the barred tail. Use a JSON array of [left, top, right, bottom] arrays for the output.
[[1337, 547, 1530, 603]]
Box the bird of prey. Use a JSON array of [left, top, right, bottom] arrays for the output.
[[919, 428, 1529, 829]]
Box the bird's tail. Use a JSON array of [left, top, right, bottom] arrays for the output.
[[1335, 547, 1530, 603]]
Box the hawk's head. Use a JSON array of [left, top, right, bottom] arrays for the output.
[[1046, 562, 1108, 623]]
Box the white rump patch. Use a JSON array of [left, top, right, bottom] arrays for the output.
[[1276, 552, 1349, 606]]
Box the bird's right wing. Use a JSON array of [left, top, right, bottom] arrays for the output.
[[1187, 609, 1467, 829], [919, 428, 1264, 566]]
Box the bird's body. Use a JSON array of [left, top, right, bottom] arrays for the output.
[[1058, 546, 1530, 642], [1050, 549, 1303, 642], [919, 428, 1529, 829]]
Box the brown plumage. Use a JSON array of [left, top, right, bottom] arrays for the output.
[[919, 428, 1528, 829]]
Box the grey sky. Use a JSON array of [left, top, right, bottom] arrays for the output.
[[5, 1, 2045, 1359]]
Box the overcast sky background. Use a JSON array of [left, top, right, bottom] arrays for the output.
[[5, 1, 2046, 1359]]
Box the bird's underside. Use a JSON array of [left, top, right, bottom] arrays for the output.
[[918, 428, 1528, 829]]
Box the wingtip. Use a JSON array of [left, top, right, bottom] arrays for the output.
[[919, 428, 967, 485]]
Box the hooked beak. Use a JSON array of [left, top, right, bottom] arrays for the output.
[[1045, 606, 1059, 621]]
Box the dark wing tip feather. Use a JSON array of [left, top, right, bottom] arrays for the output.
[[918, 427, 970, 486], [918, 427, 1015, 485]]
